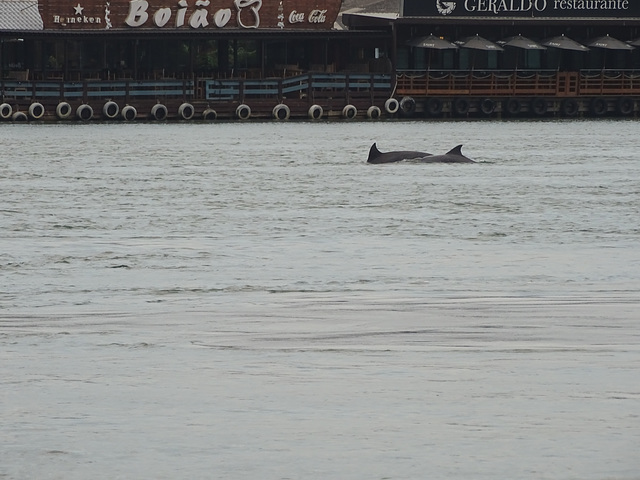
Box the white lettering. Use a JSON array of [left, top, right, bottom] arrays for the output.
[[189, 0, 210, 27], [288, 10, 305, 23], [115, 0, 338, 30], [176, 0, 188, 26], [52, 14, 101, 25], [154, 7, 172, 27], [124, 0, 149, 27], [554, 0, 626, 8], [465, 0, 547, 11], [308, 9, 327, 23], [213, 8, 231, 27], [235, 0, 261, 28]]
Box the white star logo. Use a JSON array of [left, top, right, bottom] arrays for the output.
[[74, 3, 84, 15]]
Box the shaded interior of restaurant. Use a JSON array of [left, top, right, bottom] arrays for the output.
[[0, 34, 392, 80], [4, 21, 640, 81]]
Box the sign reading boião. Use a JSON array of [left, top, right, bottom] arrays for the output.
[[404, 0, 640, 17], [39, 0, 341, 30]]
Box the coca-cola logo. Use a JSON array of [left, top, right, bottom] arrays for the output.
[[288, 8, 328, 24], [309, 9, 327, 23]]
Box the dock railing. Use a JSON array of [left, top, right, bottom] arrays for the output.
[[1, 79, 195, 102], [396, 70, 640, 97], [1, 73, 392, 104], [202, 73, 392, 103]]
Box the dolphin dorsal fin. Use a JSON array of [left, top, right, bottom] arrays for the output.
[[368, 143, 381, 161], [446, 144, 464, 156]]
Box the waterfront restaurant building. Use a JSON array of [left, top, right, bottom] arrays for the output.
[[2, 0, 640, 119]]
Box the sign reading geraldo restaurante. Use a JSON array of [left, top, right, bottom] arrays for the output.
[[39, 0, 342, 30], [404, 0, 640, 17]]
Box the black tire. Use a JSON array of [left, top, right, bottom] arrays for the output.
[[425, 97, 443, 116], [400, 96, 416, 116], [531, 98, 547, 116], [452, 98, 470, 116], [616, 97, 634, 116], [561, 98, 579, 117], [504, 98, 521, 116], [590, 97, 607, 116], [480, 98, 495, 115]]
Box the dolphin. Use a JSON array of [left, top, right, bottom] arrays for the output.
[[411, 145, 475, 163], [367, 143, 433, 164]]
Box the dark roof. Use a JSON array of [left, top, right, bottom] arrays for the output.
[[341, 0, 401, 14], [0, 0, 42, 30], [336, 0, 400, 29]]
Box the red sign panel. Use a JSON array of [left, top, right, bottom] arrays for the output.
[[39, 0, 342, 30]]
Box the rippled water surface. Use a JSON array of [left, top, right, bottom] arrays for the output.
[[1, 119, 639, 479]]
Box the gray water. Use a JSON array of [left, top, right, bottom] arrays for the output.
[[1, 119, 639, 479]]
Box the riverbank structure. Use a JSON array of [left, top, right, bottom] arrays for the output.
[[2, 0, 640, 120]]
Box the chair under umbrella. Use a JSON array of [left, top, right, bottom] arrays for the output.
[[542, 35, 589, 52], [588, 35, 634, 51], [408, 34, 458, 50], [498, 35, 546, 50]]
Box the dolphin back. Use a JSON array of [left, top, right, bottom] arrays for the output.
[[367, 143, 433, 164], [415, 144, 475, 163], [367, 143, 382, 163], [446, 145, 464, 156]]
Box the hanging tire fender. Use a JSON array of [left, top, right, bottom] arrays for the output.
[[0, 102, 12, 120], [150, 103, 168, 121], [590, 97, 608, 116], [202, 108, 217, 121], [453, 98, 470, 116], [479, 98, 495, 115], [367, 105, 381, 119], [12, 111, 28, 122], [121, 105, 137, 121], [178, 102, 195, 120], [425, 97, 443, 116], [384, 98, 399, 114], [560, 98, 579, 117], [76, 104, 93, 121], [504, 98, 521, 115], [399, 96, 416, 116], [272, 103, 290, 120], [308, 104, 323, 120], [103, 100, 119, 119], [616, 97, 634, 116], [531, 97, 547, 116], [236, 103, 251, 120], [56, 102, 72, 120], [342, 104, 357, 119], [28, 102, 45, 120]]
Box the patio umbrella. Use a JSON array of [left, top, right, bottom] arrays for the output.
[[456, 35, 504, 51], [628, 38, 640, 47], [498, 35, 546, 50], [408, 34, 458, 50], [498, 35, 546, 70], [542, 35, 589, 52], [455, 35, 503, 70], [588, 35, 634, 69], [588, 35, 634, 51], [409, 35, 458, 72]]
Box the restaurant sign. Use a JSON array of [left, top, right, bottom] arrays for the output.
[[404, 0, 640, 17], [39, 0, 342, 30]]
